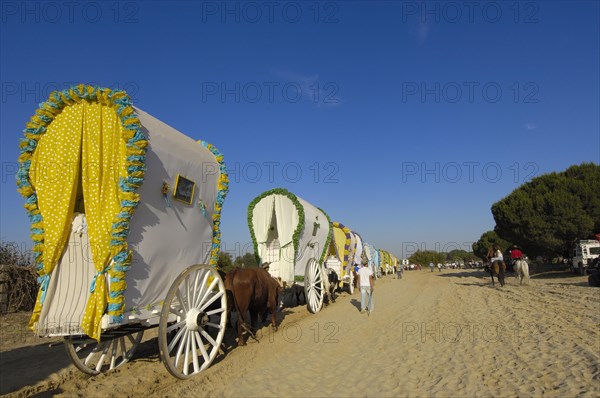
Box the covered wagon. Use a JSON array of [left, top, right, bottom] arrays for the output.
[[16, 85, 229, 379], [372, 245, 382, 278], [353, 232, 365, 268], [324, 222, 358, 293], [379, 249, 391, 275], [391, 253, 399, 273], [247, 188, 331, 313], [363, 242, 378, 278]]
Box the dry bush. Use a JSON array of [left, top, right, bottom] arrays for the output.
[[1, 265, 39, 313], [1, 241, 38, 314], [0, 241, 34, 267]]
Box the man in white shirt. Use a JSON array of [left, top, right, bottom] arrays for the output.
[[357, 263, 374, 314]]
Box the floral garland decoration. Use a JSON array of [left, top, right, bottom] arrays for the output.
[[331, 222, 352, 269], [16, 84, 147, 329], [199, 141, 229, 268], [317, 207, 332, 265], [247, 188, 305, 266]]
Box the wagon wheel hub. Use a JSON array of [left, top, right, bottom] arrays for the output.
[[186, 308, 204, 331]]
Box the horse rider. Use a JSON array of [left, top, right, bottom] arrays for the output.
[[489, 245, 503, 264], [509, 245, 523, 261]]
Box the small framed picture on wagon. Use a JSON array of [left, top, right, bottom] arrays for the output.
[[173, 174, 195, 205]]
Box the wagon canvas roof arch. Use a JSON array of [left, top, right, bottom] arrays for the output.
[[248, 188, 331, 285], [16, 85, 229, 341]]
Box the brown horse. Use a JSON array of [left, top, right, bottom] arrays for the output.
[[224, 267, 281, 346], [486, 246, 506, 287]]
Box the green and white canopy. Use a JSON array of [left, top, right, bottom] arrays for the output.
[[248, 188, 331, 285]]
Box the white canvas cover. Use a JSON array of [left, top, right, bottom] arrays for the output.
[[373, 249, 380, 273], [325, 255, 343, 278], [249, 191, 330, 285], [363, 242, 375, 274], [251, 196, 275, 250], [40, 107, 223, 331], [295, 196, 329, 276], [353, 233, 364, 266], [274, 195, 299, 283], [39, 213, 95, 336], [251, 194, 298, 283], [364, 243, 373, 263]]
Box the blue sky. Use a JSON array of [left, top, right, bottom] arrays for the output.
[[1, 1, 599, 260]]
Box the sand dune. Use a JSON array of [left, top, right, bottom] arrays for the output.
[[2, 268, 599, 397]]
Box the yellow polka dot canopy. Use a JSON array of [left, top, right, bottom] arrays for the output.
[[17, 85, 229, 341]]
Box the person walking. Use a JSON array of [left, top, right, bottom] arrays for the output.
[[397, 264, 404, 279], [429, 262, 434, 272], [357, 262, 374, 314]]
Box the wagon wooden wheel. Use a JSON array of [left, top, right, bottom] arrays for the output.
[[158, 264, 228, 379], [64, 330, 144, 375], [305, 258, 324, 313]]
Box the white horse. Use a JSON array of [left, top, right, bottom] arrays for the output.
[[514, 259, 530, 285]]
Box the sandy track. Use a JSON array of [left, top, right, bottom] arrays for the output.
[[2, 269, 599, 397]]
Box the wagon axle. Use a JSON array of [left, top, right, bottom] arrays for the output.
[[185, 308, 208, 331]]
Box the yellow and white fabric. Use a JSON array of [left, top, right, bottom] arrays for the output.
[[21, 91, 224, 339]]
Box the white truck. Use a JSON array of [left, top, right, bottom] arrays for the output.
[[572, 240, 600, 274]]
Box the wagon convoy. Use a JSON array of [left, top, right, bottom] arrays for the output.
[[16, 85, 401, 379]]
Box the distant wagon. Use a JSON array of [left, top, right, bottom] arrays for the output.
[[353, 232, 365, 268], [391, 253, 398, 273], [325, 222, 359, 293], [363, 242, 378, 278], [16, 85, 229, 379], [372, 245, 382, 277], [379, 249, 392, 275], [247, 188, 331, 313]]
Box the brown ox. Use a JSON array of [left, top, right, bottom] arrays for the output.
[[224, 267, 281, 346]]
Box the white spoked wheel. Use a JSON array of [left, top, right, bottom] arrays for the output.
[[158, 264, 228, 379], [305, 259, 324, 314], [65, 331, 144, 375]]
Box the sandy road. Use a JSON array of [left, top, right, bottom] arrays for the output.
[[3, 268, 599, 397]]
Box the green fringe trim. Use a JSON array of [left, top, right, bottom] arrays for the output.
[[317, 207, 332, 265], [247, 188, 306, 268], [199, 141, 229, 268]]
